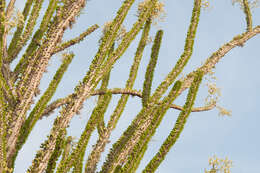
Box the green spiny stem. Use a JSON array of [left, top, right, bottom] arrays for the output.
[[0, 1, 13, 149], [120, 81, 182, 173], [71, 48, 114, 173], [7, 0, 34, 63], [101, 80, 181, 173], [56, 93, 112, 173], [0, 73, 15, 107], [84, 19, 152, 173], [46, 130, 66, 173], [127, 142, 148, 173], [143, 71, 203, 173], [0, 2, 6, 171], [13, 0, 57, 81], [142, 29, 163, 107], [7, 0, 45, 63], [0, 0, 4, 61], [98, 1, 156, 83], [10, 1, 90, 172], [74, 94, 112, 173], [0, 90, 8, 172], [28, 1, 151, 172], [243, 0, 252, 32], [81, 0, 136, 86], [99, 106, 157, 173], [107, 19, 152, 130], [60, 136, 73, 166], [0, 0, 11, 103], [56, 44, 114, 173], [52, 24, 99, 55], [8, 53, 74, 168], [150, 0, 201, 103], [27, 128, 67, 173]]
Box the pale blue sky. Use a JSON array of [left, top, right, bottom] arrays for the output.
[[12, 0, 260, 172]]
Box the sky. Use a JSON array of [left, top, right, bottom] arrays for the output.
[[11, 0, 260, 172]]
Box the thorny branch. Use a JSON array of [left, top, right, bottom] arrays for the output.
[[179, 25, 260, 95]]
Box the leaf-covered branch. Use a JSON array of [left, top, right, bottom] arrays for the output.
[[142, 29, 163, 107], [85, 18, 152, 173], [9, 53, 74, 168], [179, 25, 260, 95], [143, 71, 203, 172], [243, 0, 252, 32], [52, 24, 99, 55]]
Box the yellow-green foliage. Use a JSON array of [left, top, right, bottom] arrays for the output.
[[57, 45, 114, 173], [121, 81, 182, 173], [7, 0, 33, 63], [142, 29, 163, 107], [150, 0, 201, 103], [107, 19, 152, 130], [12, 53, 74, 168], [143, 71, 203, 172], [243, 0, 253, 31], [84, 18, 153, 173], [13, 0, 57, 82]]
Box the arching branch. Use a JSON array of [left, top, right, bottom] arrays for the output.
[[41, 88, 216, 119], [179, 25, 260, 95]]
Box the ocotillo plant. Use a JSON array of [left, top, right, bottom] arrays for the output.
[[0, 0, 259, 172]]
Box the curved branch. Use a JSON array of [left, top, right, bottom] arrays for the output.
[[41, 88, 216, 119], [40, 96, 73, 119], [40, 26, 260, 140], [93, 89, 216, 112], [180, 25, 260, 95]]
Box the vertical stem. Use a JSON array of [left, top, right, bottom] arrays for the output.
[[142, 30, 163, 107], [84, 18, 152, 173], [243, 0, 252, 32], [143, 71, 203, 172]]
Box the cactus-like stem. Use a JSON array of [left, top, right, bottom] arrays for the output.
[[85, 18, 152, 173], [142, 30, 163, 107], [7, 53, 74, 168], [56, 45, 114, 173], [7, 0, 45, 63], [143, 71, 203, 172], [7, 2, 86, 169], [26, 1, 136, 172], [179, 25, 260, 96], [52, 24, 99, 55], [7, 0, 34, 63], [243, 0, 252, 32], [150, 0, 201, 103]]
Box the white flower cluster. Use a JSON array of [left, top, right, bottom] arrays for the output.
[[205, 69, 232, 116], [205, 155, 233, 173]]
